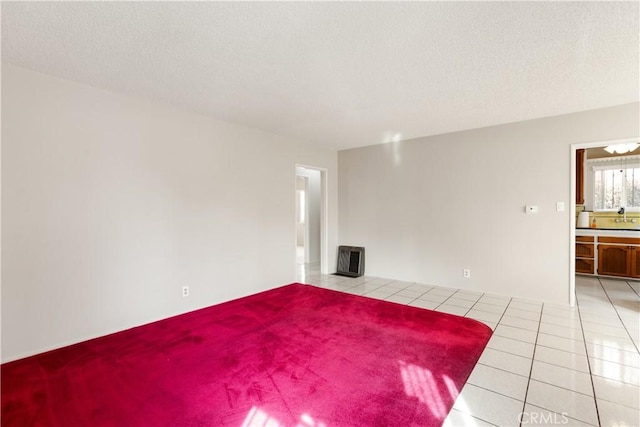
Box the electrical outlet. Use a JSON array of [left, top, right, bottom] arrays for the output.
[[463, 269, 471, 278], [182, 286, 189, 297]]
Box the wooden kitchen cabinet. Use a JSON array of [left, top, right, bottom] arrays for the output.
[[576, 257, 595, 275], [576, 242, 594, 258], [576, 149, 585, 205], [598, 245, 631, 277], [632, 247, 640, 279], [575, 236, 595, 274], [597, 236, 640, 278]]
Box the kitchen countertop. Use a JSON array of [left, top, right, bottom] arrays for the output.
[[577, 227, 640, 231], [576, 228, 640, 238]]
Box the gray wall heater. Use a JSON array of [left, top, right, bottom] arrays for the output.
[[336, 246, 365, 277]]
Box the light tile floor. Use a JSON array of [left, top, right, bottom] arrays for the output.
[[297, 267, 640, 427]]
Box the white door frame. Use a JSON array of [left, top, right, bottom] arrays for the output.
[[569, 137, 639, 306], [295, 164, 329, 274]]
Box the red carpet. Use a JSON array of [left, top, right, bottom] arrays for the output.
[[2, 283, 492, 426]]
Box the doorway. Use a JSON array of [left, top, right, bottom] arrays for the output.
[[295, 165, 326, 281], [570, 137, 640, 306]]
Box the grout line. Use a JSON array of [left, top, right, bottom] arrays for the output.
[[465, 293, 496, 320], [589, 371, 640, 388], [538, 319, 584, 330], [533, 329, 585, 342], [470, 305, 510, 316], [524, 403, 602, 427], [597, 280, 640, 354], [626, 280, 640, 298], [521, 354, 589, 374], [518, 301, 544, 427], [373, 285, 412, 299], [474, 362, 530, 379], [510, 307, 542, 319], [585, 378, 640, 410], [473, 299, 512, 308], [501, 311, 542, 322], [462, 382, 525, 403], [434, 292, 462, 312], [491, 332, 537, 345], [488, 297, 514, 328], [447, 408, 501, 427], [533, 341, 586, 356], [462, 293, 486, 316], [576, 278, 602, 427], [525, 374, 596, 398], [586, 353, 640, 370]]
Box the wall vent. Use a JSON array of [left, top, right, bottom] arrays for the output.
[[336, 246, 365, 277]]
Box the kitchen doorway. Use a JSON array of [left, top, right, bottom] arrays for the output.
[[571, 137, 640, 306]]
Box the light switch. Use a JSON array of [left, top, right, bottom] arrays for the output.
[[556, 202, 565, 212]]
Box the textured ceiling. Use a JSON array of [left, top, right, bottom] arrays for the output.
[[2, 2, 638, 150]]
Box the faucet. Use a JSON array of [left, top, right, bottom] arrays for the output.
[[616, 207, 636, 223]]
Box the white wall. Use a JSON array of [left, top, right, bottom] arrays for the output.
[[339, 103, 640, 304], [1, 64, 339, 362]]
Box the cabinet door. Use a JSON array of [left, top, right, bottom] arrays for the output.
[[598, 245, 630, 277], [576, 258, 595, 274], [576, 243, 594, 258], [631, 247, 640, 279]]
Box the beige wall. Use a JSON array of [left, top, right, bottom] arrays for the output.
[[339, 103, 640, 304], [1, 65, 339, 361], [3, 62, 638, 361]]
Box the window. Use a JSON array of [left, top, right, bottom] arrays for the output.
[[593, 162, 640, 211]]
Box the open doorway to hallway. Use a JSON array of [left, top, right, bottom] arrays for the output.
[[295, 166, 324, 282]]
